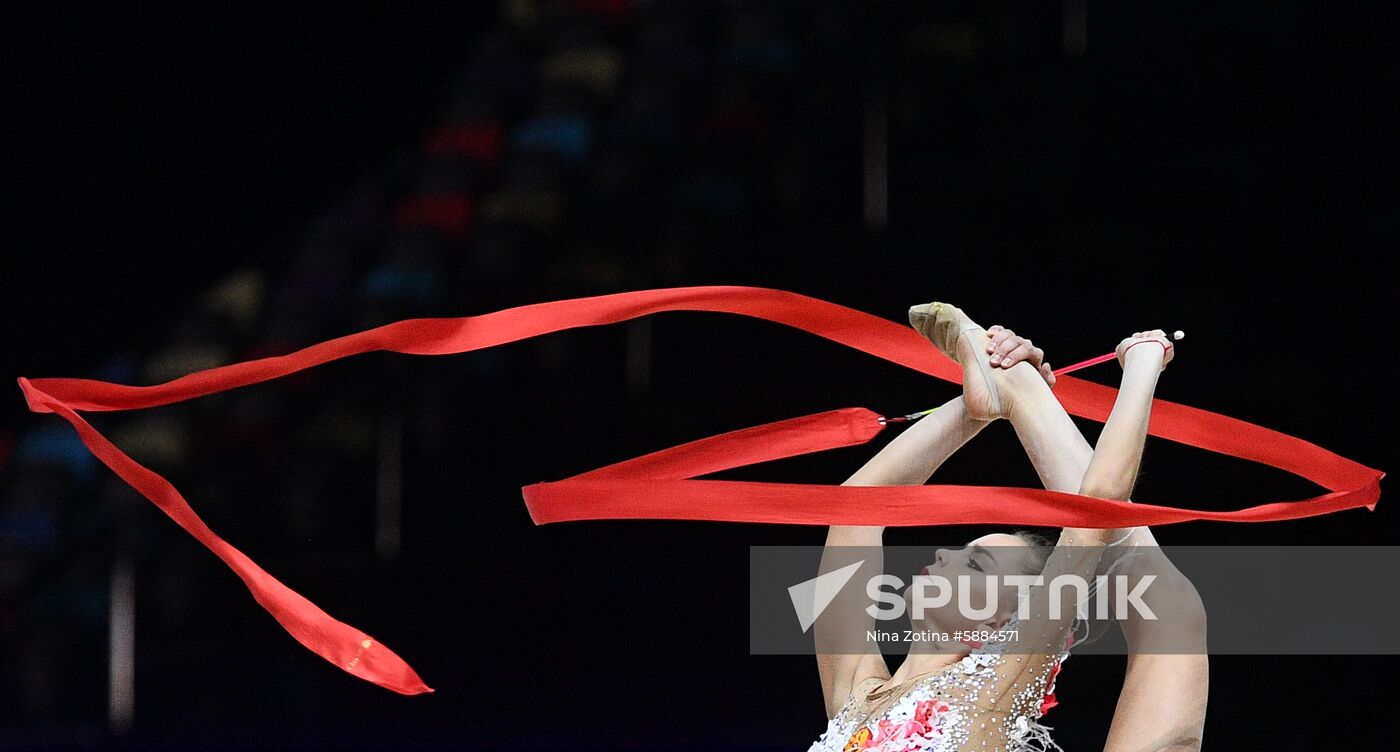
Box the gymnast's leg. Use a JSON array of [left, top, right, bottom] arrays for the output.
[[815, 327, 1050, 718]]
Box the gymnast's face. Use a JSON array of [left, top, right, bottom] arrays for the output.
[[905, 533, 1036, 638]]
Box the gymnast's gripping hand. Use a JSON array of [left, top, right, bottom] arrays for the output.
[[984, 325, 1056, 385], [1115, 329, 1175, 371]]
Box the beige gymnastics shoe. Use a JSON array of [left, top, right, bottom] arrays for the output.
[[909, 302, 1005, 421]]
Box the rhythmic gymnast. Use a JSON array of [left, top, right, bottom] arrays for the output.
[[809, 302, 1208, 751]]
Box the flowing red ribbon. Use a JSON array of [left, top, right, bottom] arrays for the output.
[[16, 286, 1383, 694]]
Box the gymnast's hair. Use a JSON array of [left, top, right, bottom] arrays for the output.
[[1009, 529, 1054, 575]]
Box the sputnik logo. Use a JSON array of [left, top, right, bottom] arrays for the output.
[[788, 560, 866, 632]]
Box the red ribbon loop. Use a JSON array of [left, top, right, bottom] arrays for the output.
[[16, 286, 1383, 693]]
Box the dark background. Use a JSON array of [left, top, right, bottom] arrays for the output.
[[3, 1, 1396, 749]]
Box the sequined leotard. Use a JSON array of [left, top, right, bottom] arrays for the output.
[[807, 650, 1066, 752]]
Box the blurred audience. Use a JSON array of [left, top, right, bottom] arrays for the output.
[[0, 0, 861, 732]]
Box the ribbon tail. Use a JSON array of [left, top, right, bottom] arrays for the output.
[[20, 380, 432, 695]]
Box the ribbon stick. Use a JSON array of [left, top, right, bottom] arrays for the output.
[[16, 287, 1383, 693], [1054, 352, 1118, 376], [1053, 331, 1184, 377]]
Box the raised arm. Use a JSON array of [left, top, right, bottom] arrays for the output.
[[1103, 530, 1209, 752], [1073, 331, 1174, 508], [987, 331, 1178, 709], [1095, 331, 1206, 750], [817, 396, 988, 716]]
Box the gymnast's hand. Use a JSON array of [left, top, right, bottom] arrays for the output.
[[1115, 329, 1175, 371], [984, 325, 1055, 386]]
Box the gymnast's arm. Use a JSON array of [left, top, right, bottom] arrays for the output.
[[816, 396, 989, 717], [1078, 334, 1207, 750], [991, 335, 1173, 701], [1103, 528, 1209, 752], [1073, 333, 1207, 750], [1072, 334, 1170, 519]]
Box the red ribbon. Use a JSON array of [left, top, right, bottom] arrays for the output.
[[16, 286, 1383, 694]]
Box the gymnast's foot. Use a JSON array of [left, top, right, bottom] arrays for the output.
[[908, 302, 1049, 421]]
